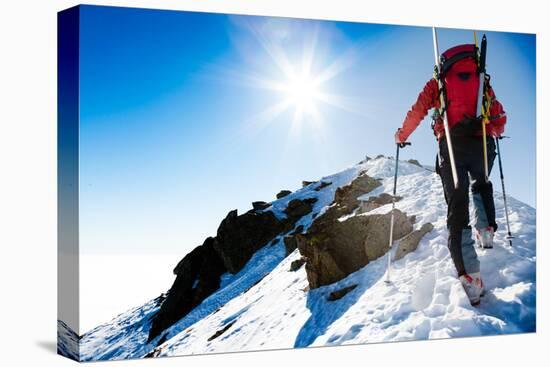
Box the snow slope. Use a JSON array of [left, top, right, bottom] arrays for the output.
[[76, 155, 365, 361], [75, 156, 536, 361]]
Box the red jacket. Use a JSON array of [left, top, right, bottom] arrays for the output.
[[398, 76, 507, 142]]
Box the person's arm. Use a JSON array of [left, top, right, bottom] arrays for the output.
[[396, 78, 439, 143], [486, 83, 507, 137]]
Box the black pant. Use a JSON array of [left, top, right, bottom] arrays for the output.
[[437, 135, 497, 276]]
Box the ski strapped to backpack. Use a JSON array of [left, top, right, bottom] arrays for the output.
[[432, 27, 459, 189], [474, 32, 491, 182], [385, 141, 411, 285]]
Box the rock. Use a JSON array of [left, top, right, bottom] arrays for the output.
[[302, 180, 316, 187], [407, 159, 422, 167], [149, 194, 320, 341], [291, 225, 305, 235], [252, 201, 270, 211], [357, 156, 371, 165], [276, 190, 292, 199], [333, 173, 381, 216], [155, 333, 168, 347], [360, 192, 401, 213], [149, 236, 226, 341], [284, 198, 315, 222], [315, 181, 332, 191], [394, 223, 434, 260], [304, 197, 318, 205], [295, 171, 412, 290], [289, 257, 306, 271], [328, 284, 358, 301], [214, 209, 288, 274], [297, 209, 412, 289], [207, 321, 236, 341], [375, 154, 385, 159], [144, 349, 160, 358], [295, 172, 412, 289], [363, 210, 414, 261], [284, 235, 298, 255]]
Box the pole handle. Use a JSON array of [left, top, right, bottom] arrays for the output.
[[398, 142, 412, 148]]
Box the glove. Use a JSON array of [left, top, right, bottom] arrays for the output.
[[395, 128, 405, 144]]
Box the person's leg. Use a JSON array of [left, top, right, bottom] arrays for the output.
[[438, 139, 473, 277], [435, 153, 449, 204], [460, 227, 480, 275], [471, 138, 498, 231]]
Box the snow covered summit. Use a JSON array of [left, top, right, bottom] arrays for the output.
[[71, 156, 536, 361]]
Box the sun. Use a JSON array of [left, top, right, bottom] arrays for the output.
[[283, 73, 320, 114], [236, 22, 360, 138]]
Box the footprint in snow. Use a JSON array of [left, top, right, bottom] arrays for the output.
[[411, 271, 436, 311]]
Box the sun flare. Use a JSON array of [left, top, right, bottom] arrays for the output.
[[239, 22, 360, 139], [283, 73, 320, 114]]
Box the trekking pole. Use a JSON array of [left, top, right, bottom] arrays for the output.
[[495, 136, 514, 246], [432, 27, 459, 189], [385, 141, 411, 284]]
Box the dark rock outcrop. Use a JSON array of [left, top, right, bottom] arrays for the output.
[[328, 284, 358, 301], [252, 201, 270, 211], [276, 190, 292, 199], [214, 209, 288, 274], [302, 180, 316, 187], [149, 194, 319, 341], [315, 181, 332, 191], [208, 321, 236, 341], [290, 257, 306, 272], [284, 235, 298, 256], [283, 224, 310, 256], [292, 225, 305, 235], [284, 197, 317, 222], [149, 237, 226, 341], [394, 223, 434, 261], [357, 156, 371, 165]]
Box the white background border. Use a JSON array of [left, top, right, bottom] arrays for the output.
[[0, 1, 546, 366]]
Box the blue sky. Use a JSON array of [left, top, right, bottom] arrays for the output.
[[78, 5, 536, 257]]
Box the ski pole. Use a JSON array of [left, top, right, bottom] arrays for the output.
[[385, 141, 411, 284], [432, 27, 459, 189], [495, 136, 514, 246]]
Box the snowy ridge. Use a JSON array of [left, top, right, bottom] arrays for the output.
[[77, 156, 369, 361], [75, 156, 536, 360]]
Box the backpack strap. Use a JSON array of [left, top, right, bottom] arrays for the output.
[[441, 50, 477, 75], [432, 65, 447, 137]]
